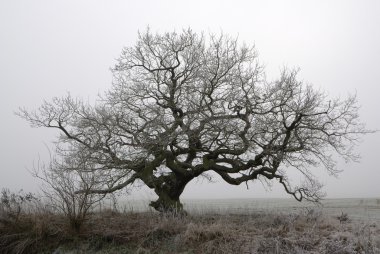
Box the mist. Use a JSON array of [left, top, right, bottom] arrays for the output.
[[1, 0, 379, 200]]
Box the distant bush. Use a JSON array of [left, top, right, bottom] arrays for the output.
[[337, 212, 350, 223], [0, 189, 38, 223]]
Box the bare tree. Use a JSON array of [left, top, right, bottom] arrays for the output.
[[32, 152, 106, 232], [18, 29, 371, 212]]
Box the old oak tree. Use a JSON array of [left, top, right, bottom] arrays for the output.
[[20, 29, 369, 212]]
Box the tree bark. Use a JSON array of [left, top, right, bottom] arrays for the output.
[[149, 174, 191, 213], [150, 191, 183, 213]]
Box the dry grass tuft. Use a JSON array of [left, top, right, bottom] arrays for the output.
[[0, 211, 67, 254]]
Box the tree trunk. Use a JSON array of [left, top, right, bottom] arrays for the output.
[[149, 174, 191, 213], [150, 191, 183, 213]]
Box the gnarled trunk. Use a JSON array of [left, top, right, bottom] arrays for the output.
[[149, 174, 191, 213], [150, 191, 183, 213]]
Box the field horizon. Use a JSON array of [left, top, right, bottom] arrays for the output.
[[113, 197, 380, 222]]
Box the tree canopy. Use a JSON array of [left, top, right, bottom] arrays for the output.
[[19, 29, 369, 212]]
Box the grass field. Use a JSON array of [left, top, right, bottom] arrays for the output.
[[1, 197, 380, 253]]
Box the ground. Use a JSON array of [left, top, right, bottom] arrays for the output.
[[2, 208, 379, 254]]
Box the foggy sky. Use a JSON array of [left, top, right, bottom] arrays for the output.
[[0, 0, 379, 200]]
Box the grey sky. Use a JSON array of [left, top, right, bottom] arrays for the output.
[[0, 0, 379, 200]]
